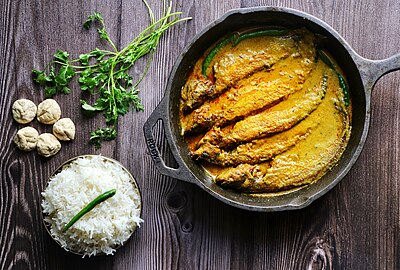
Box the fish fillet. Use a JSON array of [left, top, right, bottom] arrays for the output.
[[180, 29, 315, 114], [181, 44, 317, 134], [193, 116, 318, 166], [215, 69, 351, 192], [199, 60, 328, 148]]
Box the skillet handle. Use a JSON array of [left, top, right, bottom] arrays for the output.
[[357, 53, 400, 87], [143, 98, 196, 183]]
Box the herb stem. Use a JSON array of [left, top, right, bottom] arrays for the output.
[[52, 61, 101, 69], [133, 51, 155, 88]]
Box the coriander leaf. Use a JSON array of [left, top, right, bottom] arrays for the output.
[[94, 72, 108, 83], [79, 53, 90, 65], [54, 50, 69, 63], [61, 86, 71, 94], [81, 99, 105, 111], [32, 70, 52, 85], [89, 127, 117, 149], [78, 74, 97, 92], [65, 65, 75, 78], [55, 65, 74, 85], [97, 27, 109, 40], [92, 48, 105, 60], [48, 67, 56, 80], [44, 86, 57, 98], [83, 12, 103, 29], [104, 105, 118, 124], [93, 98, 108, 109]]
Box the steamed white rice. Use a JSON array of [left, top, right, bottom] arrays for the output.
[[42, 155, 143, 257]]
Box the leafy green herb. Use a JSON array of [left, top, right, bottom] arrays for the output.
[[32, 50, 75, 97], [83, 12, 104, 30], [32, 1, 191, 148], [89, 128, 118, 149]]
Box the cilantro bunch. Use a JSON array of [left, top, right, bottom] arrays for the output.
[[32, 1, 190, 148]]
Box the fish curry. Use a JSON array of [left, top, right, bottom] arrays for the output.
[[179, 28, 351, 193]]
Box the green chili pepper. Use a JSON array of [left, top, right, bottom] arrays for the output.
[[317, 50, 335, 70], [201, 29, 289, 77], [232, 28, 289, 46], [202, 34, 234, 77], [337, 73, 350, 107], [318, 49, 350, 106], [62, 188, 116, 232]]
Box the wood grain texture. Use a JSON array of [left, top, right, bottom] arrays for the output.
[[0, 0, 399, 269]]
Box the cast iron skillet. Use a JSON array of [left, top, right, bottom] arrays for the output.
[[143, 7, 400, 211]]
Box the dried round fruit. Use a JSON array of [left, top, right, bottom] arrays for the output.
[[37, 99, 61, 124], [12, 99, 37, 124], [14, 127, 39, 151], [53, 118, 76, 141], [37, 133, 61, 157]]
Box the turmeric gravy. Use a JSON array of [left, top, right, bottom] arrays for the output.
[[179, 28, 351, 193]]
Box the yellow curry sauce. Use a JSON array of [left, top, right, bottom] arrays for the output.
[[180, 28, 352, 193]]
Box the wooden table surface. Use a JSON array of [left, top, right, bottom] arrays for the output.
[[1, 0, 400, 269]]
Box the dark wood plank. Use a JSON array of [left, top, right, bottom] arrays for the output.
[[9, 0, 122, 269], [1, 0, 400, 269], [0, 0, 19, 268]]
